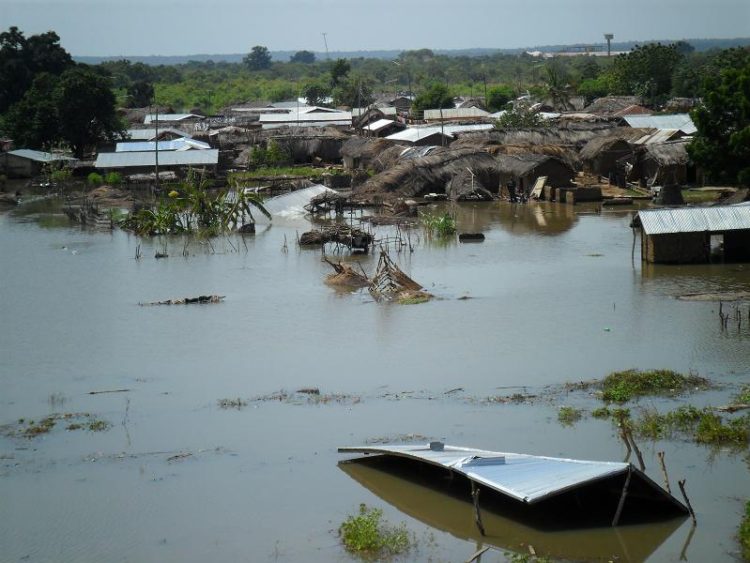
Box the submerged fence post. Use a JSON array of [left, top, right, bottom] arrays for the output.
[[657, 451, 671, 494], [470, 482, 486, 536], [678, 479, 697, 524], [612, 465, 632, 527]]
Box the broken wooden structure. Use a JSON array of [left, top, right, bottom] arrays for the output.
[[299, 225, 373, 253], [139, 295, 225, 306], [368, 250, 431, 303], [323, 257, 369, 288]]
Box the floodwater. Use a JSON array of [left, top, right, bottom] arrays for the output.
[[1, 197, 749, 562]]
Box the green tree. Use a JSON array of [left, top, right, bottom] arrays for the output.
[[687, 49, 750, 185], [301, 78, 332, 106], [126, 80, 154, 107], [332, 75, 373, 108], [330, 58, 351, 87], [243, 45, 272, 71], [290, 50, 316, 64], [494, 101, 548, 129], [607, 43, 683, 105], [3, 73, 60, 148], [486, 85, 514, 112], [544, 60, 574, 111], [411, 83, 453, 115], [0, 27, 73, 113], [55, 66, 124, 158]]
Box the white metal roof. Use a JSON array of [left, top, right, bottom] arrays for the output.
[[339, 444, 681, 506], [7, 149, 77, 163], [352, 106, 397, 117], [125, 128, 192, 141], [423, 107, 490, 120], [637, 203, 750, 235], [260, 184, 334, 217], [364, 119, 400, 132], [259, 111, 352, 123], [144, 113, 203, 124], [94, 149, 219, 169], [115, 139, 211, 152], [623, 114, 696, 134], [386, 123, 493, 143]]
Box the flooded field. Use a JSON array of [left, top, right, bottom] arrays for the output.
[[1, 198, 749, 562]]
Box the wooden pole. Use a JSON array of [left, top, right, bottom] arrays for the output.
[[657, 451, 671, 494], [678, 479, 697, 524], [612, 465, 632, 527], [471, 482, 486, 536]]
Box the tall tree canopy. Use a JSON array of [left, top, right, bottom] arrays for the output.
[[0, 26, 73, 113], [411, 83, 454, 115], [4, 66, 124, 157], [688, 48, 750, 185], [607, 43, 683, 105], [290, 50, 316, 64], [243, 45, 272, 71]]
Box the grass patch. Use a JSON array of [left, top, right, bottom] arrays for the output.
[[339, 504, 412, 558], [734, 385, 750, 405], [682, 189, 722, 204], [600, 369, 709, 403], [740, 501, 750, 561], [557, 406, 583, 426], [15, 413, 109, 438]]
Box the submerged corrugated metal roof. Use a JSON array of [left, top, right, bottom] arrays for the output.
[[260, 184, 334, 217], [637, 203, 750, 235], [623, 114, 696, 134], [94, 150, 219, 168], [339, 444, 682, 507]]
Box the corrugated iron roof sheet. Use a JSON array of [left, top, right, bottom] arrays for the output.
[[94, 150, 219, 169], [637, 203, 750, 235], [115, 139, 210, 152], [386, 123, 493, 143], [7, 149, 76, 163], [364, 119, 399, 132], [339, 444, 683, 508], [633, 129, 683, 145], [144, 113, 202, 124], [259, 111, 352, 123], [423, 107, 490, 120], [125, 128, 191, 140], [623, 114, 696, 134]]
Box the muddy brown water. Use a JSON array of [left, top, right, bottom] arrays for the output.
[[1, 199, 749, 562]]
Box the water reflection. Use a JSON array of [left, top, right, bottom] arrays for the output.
[[340, 456, 686, 562]]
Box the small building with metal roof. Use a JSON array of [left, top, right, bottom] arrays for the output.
[[0, 149, 78, 178], [143, 113, 204, 125], [362, 119, 404, 138], [115, 138, 211, 152], [124, 128, 192, 141], [94, 149, 219, 175], [622, 114, 696, 135], [423, 107, 490, 122], [634, 203, 750, 263]]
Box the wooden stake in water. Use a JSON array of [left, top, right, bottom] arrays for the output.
[[470, 482, 486, 536]]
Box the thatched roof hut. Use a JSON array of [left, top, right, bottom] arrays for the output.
[[260, 127, 350, 164], [494, 153, 575, 195], [453, 123, 622, 150], [583, 96, 644, 116], [579, 137, 634, 177], [340, 137, 400, 171], [354, 147, 499, 200], [636, 141, 692, 186]]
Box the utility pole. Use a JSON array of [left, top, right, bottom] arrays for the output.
[[322, 32, 329, 60], [154, 102, 160, 192]]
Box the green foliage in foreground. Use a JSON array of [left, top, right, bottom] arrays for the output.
[[740, 501, 750, 561], [339, 504, 412, 558], [229, 166, 329, 182], [600, 369, 709, 403]]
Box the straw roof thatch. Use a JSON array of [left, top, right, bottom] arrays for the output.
[[578, 128, 657, 161], [355, 147, 499, 200], [485, 144, 581, 171], [340, 137, 402, 172], [583, 96, 644, 116], [453, 123, 622, 150], [642, 141, 690, 166]]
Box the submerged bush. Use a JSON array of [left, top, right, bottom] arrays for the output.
[[87, 172, 103, 186], [633, 406, 749, 447], [339, 503, 412, 557], [558, 406, 583, 426], [421, 212, 456, 237], [600, 369, 709, 403], [104, 172, 122, 186]]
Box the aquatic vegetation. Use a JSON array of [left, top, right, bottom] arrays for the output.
[[217, 398, 248, 409], [633, 406, 749, 447], [734, 385, 750, 405], [591, 407, 611, 419], [23, 416, 57, 437], [396, 290, 432, 305], [557, 406, 583, 426], [12, 413, 109, 438], [119, 169, 270, 236], [339, 503, 412, 557], [420, 212, 456, 237], [740, 500, 750, 561], [600, 369, 709, 403], [87, 420, 109, 432]]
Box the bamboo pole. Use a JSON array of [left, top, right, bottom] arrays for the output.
[[471, 482, 486, 536], [612, 465, 632, 527]]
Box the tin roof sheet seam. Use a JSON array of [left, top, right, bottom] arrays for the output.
[[637, 203, 750, 235]]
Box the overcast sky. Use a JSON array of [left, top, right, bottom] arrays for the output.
[[4, 0, 749, 57]]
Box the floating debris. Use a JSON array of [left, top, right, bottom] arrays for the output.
[[369, 251, 432, 304], [139, 295, 225, 306], [323, 258, 369, 288], [300, 225, 373, 253]]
